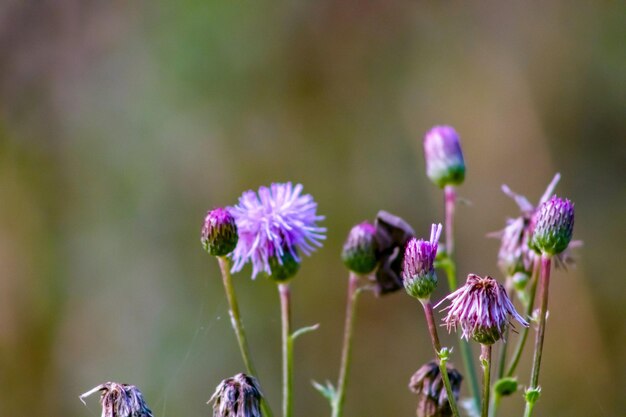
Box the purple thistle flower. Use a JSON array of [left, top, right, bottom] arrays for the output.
[[229, 182, 326, 279], [423, 125, 466, 188], [436, 274, 528, 345], [202, 207, 239, 256], [402, 223, 442, 300], [209, 373, 263, 417], [491, 174, 580, 277], [80, 382, 153, 417], [530, 195, 575, 256]]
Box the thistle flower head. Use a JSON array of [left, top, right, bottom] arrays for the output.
[[409, 361, 463, 417], [402, 223, 442, 300], [491, 174, 579, 277], [342, 221, 379, 274], [371, 210, 416, 295], [202, 207, 239, 256], [79, 382, 153, 417], [209, 373, 262, 417], [437, 274, 529, 345], [530, 195, 575, 257], [423, 125, 466, 188], [229, 182, 326, 280]]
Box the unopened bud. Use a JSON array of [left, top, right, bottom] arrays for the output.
[[342, 222, 378, 274], [402, 224, 442, 300], [201, 208, 239, 256], [530, 196, 574, 256], [423, 126, 466, 188]]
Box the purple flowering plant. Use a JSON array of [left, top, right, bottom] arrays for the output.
[[81, 127, 577, 417]]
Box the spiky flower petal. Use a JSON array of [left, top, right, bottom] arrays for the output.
[[80, 382, 153, 417], [409, 361, 463, 417], [437, 274, 528, 345], [229, 182, 326, 279], [530, 196, 575, 256], [202, 208, 239, 256], [209, 373, 262, 417], [402, 224, 442, 300], [342, 222, 379, 274], [423, 126, 466, 188]]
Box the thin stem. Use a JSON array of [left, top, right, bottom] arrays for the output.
[[442, 185, 480, 410], [489, 391, 502, 417], [278, 283, 293, 417], [496, 328, 509, 380], [444, 185, 456, 256], [217, 257, 274, 417], [332, 273, 361, 417], [523, 255, 551, 417], [480, 344, 492, 417], [530, 255, 552, 387], [421, 300, 461, 417], [506, 260, 540, 377], [421, 300, 442, 354]]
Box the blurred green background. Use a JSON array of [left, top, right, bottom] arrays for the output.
[[1, 1, 624, 416]]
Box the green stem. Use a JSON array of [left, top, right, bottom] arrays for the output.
[[217, 257, 273, 417], [489, 391, 502, 417], [444, 185, 456, 256], [279, 283, 293, 417], [332, 273, 361, 417], [496, 328, 508, 380], [480, 344, 492, 417], [523, 255, 551, 417], [505, 260, 540, 377], [421, 300, 461, 417]]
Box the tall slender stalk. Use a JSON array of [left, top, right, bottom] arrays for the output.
[[523, 255, 551, 417], [505, 260, 540, 377], [332, 273, 361, 417], [480, 344, 492, 417], [278, 283, 293, 417], [421, 300, 461, 417], [217, 256, 274, 417], [442, 185, 480, 410]]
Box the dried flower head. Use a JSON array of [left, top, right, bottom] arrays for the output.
[[202, 207, 239, 256], [209, 373, 263, 417], [342, 221, 379, 274], [409, 361, 463, 417], [79, 382, 153, 417], [530, 196, 575, 257], [423, 125, 466, 188], [371, 210, 416, 295], [229, 182, 326, 280], [402, 224, 442, 300], [437, 274, 529, 345]]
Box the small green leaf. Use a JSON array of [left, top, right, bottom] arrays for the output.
[[494, 377, 518, 397], [312, 380, 336, 404], [291, 323, 320, 341]]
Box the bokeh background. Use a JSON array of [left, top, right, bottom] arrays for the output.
[[1, 1, 624, 416]]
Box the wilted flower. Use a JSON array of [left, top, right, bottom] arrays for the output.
[[342, 221, 379, 274], [209, 373, 263, 417], [371, 210, 416, 295], [530, 196, 575, 257], [437, 274, 529, 345], [229, 182, 326, 280], [409, 361, 463, 417], [202, 207, 239, 256], [79, 382, 153, 417], [423, 126, 466, 188], [491, 174, 560, 278], [402, 224, 442, 300]]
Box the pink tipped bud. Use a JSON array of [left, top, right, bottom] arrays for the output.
[[423, 126, 466, 188], [530, 196, 575, 256], [342, 222, 379, 274], [201, 207, 239, 257], [402, 224, 442, 300]]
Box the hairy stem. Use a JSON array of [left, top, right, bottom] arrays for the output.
[[332, 273, 361, 417], [279, 283, 293, 417], [217, 257, 273, 417], [480, 344, 492, 417]]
